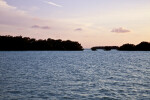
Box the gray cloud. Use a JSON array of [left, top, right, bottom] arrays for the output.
[[31, 25, 51, 30], [41, 26, 51, 29], [111, 27, 130, 33], [74, 28, 83, 31], [31, 25, 40, 28]]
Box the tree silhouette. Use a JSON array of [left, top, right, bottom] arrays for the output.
[[118, 42, 150, 51], [91, 46, 118, 51], [91, 42, 150, 51], [118, 44, 135, 51], [0, 35, 84, 51], [136, 42, 150, 51]]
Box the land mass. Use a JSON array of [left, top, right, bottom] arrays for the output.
[[0, 35, 83, 51], [91, 46, 119, 51], [91, 42, 150, 51]]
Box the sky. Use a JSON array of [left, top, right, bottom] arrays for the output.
[[0, 0, 150, 48]]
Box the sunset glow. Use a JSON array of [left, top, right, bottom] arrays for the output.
[[0, 0, 150, 48]]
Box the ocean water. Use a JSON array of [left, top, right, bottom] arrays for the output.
[[0, 50, 150, 100]]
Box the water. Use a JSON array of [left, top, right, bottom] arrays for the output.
[[0, 50, 150, 100]]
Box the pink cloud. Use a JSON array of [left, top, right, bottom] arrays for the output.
[[111, 27, 130, 33]]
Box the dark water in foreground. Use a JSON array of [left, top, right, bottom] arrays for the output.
[[0, 50, 150, 100]]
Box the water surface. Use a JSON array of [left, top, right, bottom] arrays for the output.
[[0, 50, 150, 100]]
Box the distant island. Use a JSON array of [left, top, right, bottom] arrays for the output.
[[91, 46, 119, 51], [0, 35, 83, 51], [91, 41, 150, 51]]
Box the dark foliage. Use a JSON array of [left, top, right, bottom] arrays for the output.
[[118, 44, 135, 51], [91, 41, 150, 51], [91, 46, 119, 51], [0, 35, 83, 51], [118, 42, 150, 51], [136, 42, 150, 51]]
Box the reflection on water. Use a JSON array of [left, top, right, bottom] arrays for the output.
[[0, 51, 150, 100]]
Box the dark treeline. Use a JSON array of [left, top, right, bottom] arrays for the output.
[[91, 41, 150, 51], [118, 42, 150, 51], [91, 46, 119, 51], [0, 35, 83, 51]]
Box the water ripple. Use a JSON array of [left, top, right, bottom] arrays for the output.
[[0, 51, 150, 99]]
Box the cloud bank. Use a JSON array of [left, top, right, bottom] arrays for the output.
[[0, 0, 38, 26], [0, 0, 54, 30], [111, 27, 130, 33]]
